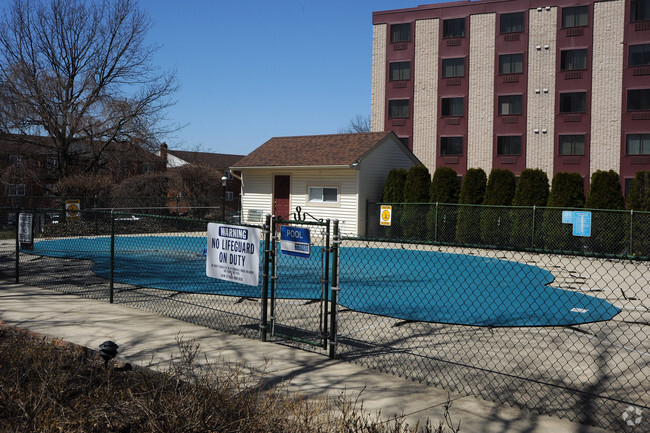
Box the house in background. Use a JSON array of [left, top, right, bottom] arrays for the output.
[[231, 132, 421, 236], [0, 133, 161, 198], [158, 143, 244, 200]]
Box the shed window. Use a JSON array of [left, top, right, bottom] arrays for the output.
[[308, 186, 338, 203]]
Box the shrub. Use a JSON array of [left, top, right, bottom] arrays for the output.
[[55, 173, 115, 209], [427, 167, 460, 242], [584, 170, 626, 254], [400, 165, 430, 240], [510, 169, 549, 248], [381, 168, 408, 239], [456, 168, 487, 244], [541, 172, 585, 252], [627, 171, 650, 256], [480, 169, 516, 247], [111, 172, 180, 209], [626, 171, 650, 211]]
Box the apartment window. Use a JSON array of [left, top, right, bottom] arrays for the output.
[[389, 61, 411, 81], [497, 136, 522, 155], [443, 18, 465, 38], [9, 154, 24, 166], [499, 53, 524, 74], [560, 92, 587, 113], [500, 12, 524, 33], [46, 156, 58, 169], [43, 184, 56, 197], [561, 49, 588, 70], [225, 191, 235, 201], [559, 135, 586, 155], [440, 137, 463, 155], [630, 44, 650, 66], [308, 186, 338, 203], [7, 184, 27, 196], [631, 0, 650, 21], [441, 97, 464, 117], [627, 89, 650, 111], [142, 162, 156, 174], [390, 23, 411, 42], [442, 58, 465, 78], [498, 95, 523, 115], [627, 134, 650, 155], [388, 99, 409, 118], [562, 6, 588, 27]]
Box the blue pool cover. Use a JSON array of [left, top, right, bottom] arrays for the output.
[[28, 236, 621, 327]]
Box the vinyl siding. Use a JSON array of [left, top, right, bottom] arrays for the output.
[[239, 171, 275, 224], [358, 137, 419, 234], [239, 168, 360, 235]]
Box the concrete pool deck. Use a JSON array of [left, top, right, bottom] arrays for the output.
[[0, 280, 616, 433]]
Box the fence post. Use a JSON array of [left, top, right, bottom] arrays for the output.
[[109, 210, 115, 304], [531, 205, 536, 249], [261, 214, 271, 342], [14, 207, 19, 284], [322, 219, 331, 349], [329, 219, 339, 359], [434, 202, 439, 242], [629, 209, 634, 256]]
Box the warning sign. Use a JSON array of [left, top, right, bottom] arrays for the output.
[[380, 205, 392, 226], [65, 200, 81, 220], [206, 223, 260, 286]]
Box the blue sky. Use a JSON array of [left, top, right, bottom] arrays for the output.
[[140, 1, 426, 155]]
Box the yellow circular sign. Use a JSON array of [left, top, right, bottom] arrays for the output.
[[381, 210, 390, 221]]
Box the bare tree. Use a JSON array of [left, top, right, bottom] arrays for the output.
[[339, 114, 371, 134], [0, 0, 178, 177]]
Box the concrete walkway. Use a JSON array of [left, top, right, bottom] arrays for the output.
[[0, 280, 614, 433]]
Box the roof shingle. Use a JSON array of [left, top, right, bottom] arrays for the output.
[[232, 132, 396, 168]]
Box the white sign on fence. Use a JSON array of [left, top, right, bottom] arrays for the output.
[[206, 223, 260, 286]]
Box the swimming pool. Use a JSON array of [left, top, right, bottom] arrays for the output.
[[27, 235, 620, 327]]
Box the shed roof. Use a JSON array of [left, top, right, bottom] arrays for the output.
[[232, 132, 401, 168]]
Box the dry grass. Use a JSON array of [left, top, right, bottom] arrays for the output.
[[0, 325, 460, 433]]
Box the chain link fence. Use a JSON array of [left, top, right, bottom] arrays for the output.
[[0, 203, 648, 431]]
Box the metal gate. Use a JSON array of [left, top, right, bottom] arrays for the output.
[[260, 208, 339, 357]]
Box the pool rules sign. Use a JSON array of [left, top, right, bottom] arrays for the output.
[[206, 223, 260, 286]]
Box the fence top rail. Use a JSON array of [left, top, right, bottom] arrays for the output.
[[372, 202, 649, 214]]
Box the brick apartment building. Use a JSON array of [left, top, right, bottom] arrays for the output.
[[371, 0, 650, 192]]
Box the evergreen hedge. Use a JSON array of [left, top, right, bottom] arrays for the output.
[[400, 165, 430, 240], [584, 170, 626, 254], [626, 171, 650, 256], [510, 169, 549, 248], [381, 168, 408, 239], [456, 168, 487, 244], [541, 172, 585, 252], [426, 167, 460, 242], [480, 169, 516, 247]]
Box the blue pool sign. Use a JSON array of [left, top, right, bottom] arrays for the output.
[[562, 211, 574, 224], [280, 226, 311, 258], [572, 211, 592, 237]]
